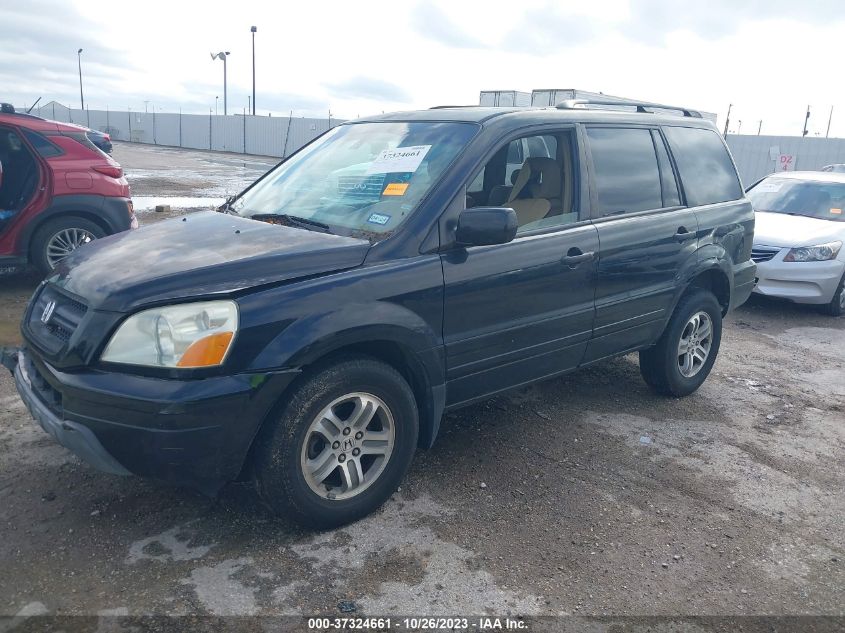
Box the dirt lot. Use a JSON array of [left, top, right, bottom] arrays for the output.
[[0, 144, 843, 628]]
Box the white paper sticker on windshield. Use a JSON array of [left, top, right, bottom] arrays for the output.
[[755, 181, 784, 193], [366, 145, 431, 175]]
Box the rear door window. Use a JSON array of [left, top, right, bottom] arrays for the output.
[[586, 127, 663, 217], [663, 126, 742, 206]]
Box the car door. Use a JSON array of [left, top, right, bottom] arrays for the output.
[[582, 125, 699, 363], [441, 127, 599, 407]]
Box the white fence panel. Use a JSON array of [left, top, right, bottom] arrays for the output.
[[727, 134, 845, 185]]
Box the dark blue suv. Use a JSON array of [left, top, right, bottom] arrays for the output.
[[2, 103, 756, 527]]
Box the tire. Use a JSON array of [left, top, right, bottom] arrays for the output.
[[31, 216, 106, 276], [639, 288, 722, 397], [821, 274, 845, 317], [254, 356, 419, 529]]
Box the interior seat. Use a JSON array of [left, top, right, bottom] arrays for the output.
[[506, 157, 562, 225]]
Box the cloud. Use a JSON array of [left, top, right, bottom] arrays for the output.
[[623, 0, 845, 43], [502, 6, 597, 55], [410, 2, 487, 49], [324, 77, 411, 103]]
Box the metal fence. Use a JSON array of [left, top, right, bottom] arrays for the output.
[[726, 134, 845, 186], [20, 103, 845, 186], [27, 102, 342, 158]]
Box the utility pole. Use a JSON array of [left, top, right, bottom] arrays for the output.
[[737, 120, 742, 135], [77, 49, 84, 110], [251, 26, 257, 115], [757, 120, 762, 135], [211, 51, 230, 115], [826, 106, 834, 138], [802, 105, 811, 137], [722, 103, 732, 138]]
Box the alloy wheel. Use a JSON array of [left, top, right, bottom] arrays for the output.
[[677, 311, 713, 378], [45, 228, 95, 269], [300, 392, 395, 501]]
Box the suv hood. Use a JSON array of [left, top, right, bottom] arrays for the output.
[[50, 211, 371, 312], [753, 211, 845, 248]]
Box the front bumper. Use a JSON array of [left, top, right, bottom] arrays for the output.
[[2, 347, 299, 493], [753, 247, 845, 305]]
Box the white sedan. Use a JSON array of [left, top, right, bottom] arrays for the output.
[[747, 171, 845, 316]]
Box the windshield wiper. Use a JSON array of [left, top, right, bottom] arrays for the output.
[[252, 213, 331, 233]]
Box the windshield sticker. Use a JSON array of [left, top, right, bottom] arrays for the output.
[[383, 183, 409, 196], [367, 212, 391, 225], [755, 181, 784, 193], [366, 145, 431, 175], [831, 208, 842, 215]]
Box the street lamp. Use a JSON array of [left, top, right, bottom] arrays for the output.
[[250, 26, 257, 115], [210, 51, 231, 115], [215, 96, 219, 116], [77, 48, 84, 110]]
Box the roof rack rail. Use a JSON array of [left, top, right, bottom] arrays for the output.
[[429, 105, 478, 109], [555, 99, 702, 118]]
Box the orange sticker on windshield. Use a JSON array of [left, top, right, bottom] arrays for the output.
[[383, 183, 409, 196], [831, 208, 842, 214]]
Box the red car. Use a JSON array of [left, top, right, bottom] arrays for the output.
[[0, 104, 136, 275]]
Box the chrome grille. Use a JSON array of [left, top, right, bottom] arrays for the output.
[[26, 285, 88, 354], [751, 246, 781, 264]]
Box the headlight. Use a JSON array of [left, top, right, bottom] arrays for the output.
[[783, 241, 842, 262], [101, 300, 238, 368]]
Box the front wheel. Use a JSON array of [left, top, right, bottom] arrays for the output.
[[254, 356, 418, 529], [639, 289, 723, 397], [821, 273, 845, 317]]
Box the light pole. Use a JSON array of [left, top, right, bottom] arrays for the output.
[[210, 51, 230, 115], [251, 26, 257, 115], [77, 48, 84, 110]]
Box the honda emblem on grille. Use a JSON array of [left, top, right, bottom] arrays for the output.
[[41, 300, 56, 324]]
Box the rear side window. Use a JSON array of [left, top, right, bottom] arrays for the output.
[[22, 130, 63, 158], [663, 126, 742, 206], [586, 127, 662, 217]]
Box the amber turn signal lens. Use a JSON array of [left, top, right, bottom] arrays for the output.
[[176, 331, 234, 367]]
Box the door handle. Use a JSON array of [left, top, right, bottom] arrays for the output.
[[561, 248, 595, 267], [674, 227, 695, 242]]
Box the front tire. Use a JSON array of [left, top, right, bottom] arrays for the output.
[[639, 289, 722, 397], [254, 356, 418, 529], [31, 216, 105, 276], [822, 273, 845, 317]]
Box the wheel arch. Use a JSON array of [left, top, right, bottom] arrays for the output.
[[21, 199, 111, 262]]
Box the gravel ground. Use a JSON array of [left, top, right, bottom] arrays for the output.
[[0, 144, 843, 629]]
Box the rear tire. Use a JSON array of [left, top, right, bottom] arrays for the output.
[[640, 289, 722, 397], [253, 356, 418, 529], [31, 216, 105, 276], [821, 274, 845, 317]]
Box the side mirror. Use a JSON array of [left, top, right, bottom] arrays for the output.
[[456, 207, 518, 247]]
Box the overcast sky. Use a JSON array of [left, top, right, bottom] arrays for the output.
[[2, 0, 844, 136]]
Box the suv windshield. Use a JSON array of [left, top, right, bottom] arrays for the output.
[[231, 121, 478, 237], [748, 178, 845, 222]]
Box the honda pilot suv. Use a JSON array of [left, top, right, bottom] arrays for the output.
[[2, 101, 755, 528]]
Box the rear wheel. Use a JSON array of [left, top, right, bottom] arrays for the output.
[[31, 216, 105, 276], [254, 356, 418, 529], [640, 288, 722, 397], [821, 274, 845, 317]]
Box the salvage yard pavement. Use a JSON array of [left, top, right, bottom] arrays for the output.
[[0, 144, 843, 625]]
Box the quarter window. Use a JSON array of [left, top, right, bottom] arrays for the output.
[[587, 127, 663, 217], [663, 126, 742, 206]]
